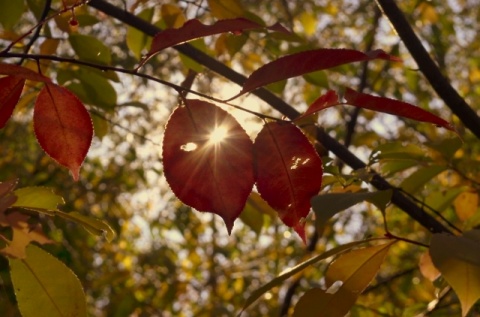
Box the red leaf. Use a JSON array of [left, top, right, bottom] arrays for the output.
[[147, 18, 262, 56], [234, 49, 401, 98], [162, 99, 254, 233], [295, 90, 339, 121], [0, 63, 51, 83], [0, 76, 25, 128], [34, 83, 93, 181], [253, 122, 323, 242], [344, 88, 455, 131]]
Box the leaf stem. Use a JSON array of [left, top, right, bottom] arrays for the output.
[[384, 231, 428, 248]]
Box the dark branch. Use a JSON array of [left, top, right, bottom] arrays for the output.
[[375, 0, 480, 140], [86, 0, 450, 234]]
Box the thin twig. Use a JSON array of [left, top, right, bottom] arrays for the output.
[[384, 232, 429, 248], [89, 110, 161, 146], [1, 0, 88, 54], [19, 0, 53, 65], [397, 187, 463, 234], [344, 7, 382, 149], [364, 267, 416, 293], [0, 52, 279, 122]]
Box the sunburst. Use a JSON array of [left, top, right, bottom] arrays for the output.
[[208, 125, 229, 145]]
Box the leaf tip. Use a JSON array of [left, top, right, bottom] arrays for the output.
[[224, 217, 235, 235], [70, 166, 81, 182], [294, 224, 307, 244], [366, 49, 402, 63]]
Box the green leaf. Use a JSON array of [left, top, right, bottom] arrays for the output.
[[426, 137, 463, 160], [179, 39, 207, 72], [239, 192, 276, 235], [225, 33, 248, 57], [91, 114, 109, 139], [76, 68, 117, 110], [12, 187, 64, 212], [303, 70, 329, 88], [0, 0, 25, 29], [55, 210, 116, 242], [9, 244, 87, 317], [400, 165, 446, 194], [238, 238, 386, 316], [370, 142, 429, 163], [26, 0, 44, 20], [58, 67, 117, 110], [430, 230, 480, 316], [293, 241, 395, 317], [426, 187, 466, 213], [311, 190, 392, 229], [239, 205, 263, 235], [69, 34, 112, 65], [126, 8, 154, 59], [380, 160, 417, 176], [76, 14, 99, 27]]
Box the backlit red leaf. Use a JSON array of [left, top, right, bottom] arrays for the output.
[[0, 76, 25, 128], [295, 90, 339, 121], [253, 122, 323, 242], [162, 99, 254, 233], [0, 63, 51, 82], [147, 18, 262, 56], [235, 49, 401, 97], [34, 83, 93, 181], [344, 88, 455, 131]]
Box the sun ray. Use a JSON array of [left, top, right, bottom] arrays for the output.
[[208, 125, 229, 145]]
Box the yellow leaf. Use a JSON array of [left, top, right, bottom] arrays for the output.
[[0, 212, 52, 259], [470, 68, 480, 83], [293, 288, 333, 317], [294, 241, 395, 317], [454, 190, 479, 221], [207, 0, 245, 19], [418, 2, 439, 24], [419, 251, 440, 282], [430, 230, 480, 316], [12, 186, 64, 211], [161, 4, 186, 28], [299, 12, 317, 36], [9, 245, 87, 317]]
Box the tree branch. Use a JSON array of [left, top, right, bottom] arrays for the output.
[[375, 0, 480, 140], [87, 0, 450, 234]]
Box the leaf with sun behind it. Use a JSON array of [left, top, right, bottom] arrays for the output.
[[162, 99, 255, 233], [253, 122, 323, 242]]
